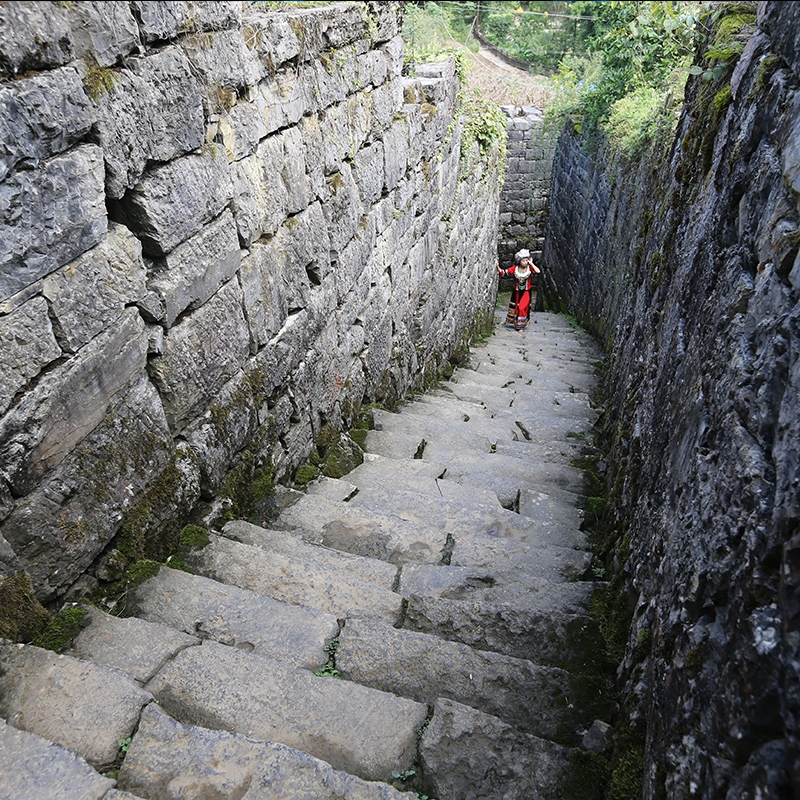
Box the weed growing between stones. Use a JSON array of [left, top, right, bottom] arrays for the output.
[[314, 636, 340, 679]]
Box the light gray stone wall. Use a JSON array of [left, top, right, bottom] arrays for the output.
[[0, 1, 502, 604]]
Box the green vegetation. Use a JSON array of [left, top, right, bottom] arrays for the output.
[[314, 636, 341, 678], [0, 572, 49, 644], [33, 606, 88, 652]]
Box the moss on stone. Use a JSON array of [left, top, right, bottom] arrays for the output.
[[0, 572, 49, 643], [560, 748, 609, 800], [116, 455, 185, 564], [294, 464, 319, 486], [179, 524, 210, 550], [32, 606, 88, 652], [608, 738, 644, 800]]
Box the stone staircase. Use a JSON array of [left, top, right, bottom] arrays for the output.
[[0, 310, 612, 800]]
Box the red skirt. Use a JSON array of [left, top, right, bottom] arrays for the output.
[[505, 284, 531, 329]]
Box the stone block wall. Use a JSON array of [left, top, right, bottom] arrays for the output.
[[497, 105, 555, 270], [543, 2, 800, 796], [0, 1, 502, 605]]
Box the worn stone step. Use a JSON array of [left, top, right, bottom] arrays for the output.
[[282, 491, 590, 579], [184, 534, 404, 624], [346, 485, 588, 550], [0, 718, 117, 800], [448, 366, 578, 391], [118, 703, 415, 800], [397, 563, 596, 613], [423, 383, 598, 421], [336, 617, 612, 746], [344, 453, 502, 508], [371, 407, 595, 448], [450, 531, 592, 581], [123, 566, 340, 670], [421, 433, 586, 468], [143, 639, 428, 783], [276, 493, 449, 565], [0, 642, 152, 771], [419, 697, 573, 800], [464, 363, 597, 394], [440, 463, 588, 511], [66, 605, 200, 684], [220, 519, 399, 589], [401, 593, 606, 672]]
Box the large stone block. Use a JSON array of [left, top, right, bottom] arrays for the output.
[[355, 140, 385, 208], [230, 129, 308, 246], [0, 643, 152, 769], [0, 2, 74, 78], [0, 64, 95, 182], [240, 239, 290, 352], [0, 297, 61, 418], [131, 0, 241, 43], [181, 28, 249, 112], [183, 369, 259, 496], [92, 46, 205, 199], [65, 1, 141, 68], [324, 163, 363, 257], [335, 214, 378, 304], [383, 117, 410, 192], [240, 12, 301, 81], [148, 209, 242, 328], [42, 222, 147, 353], [0, 307, 149, 496], [217, 99, 266, 162], [147, 279, 251, 433], [113, 146, 232, 256], [0, 374, 172, 602], [119, 703, 415, 800], [0, 145, 107, 301]]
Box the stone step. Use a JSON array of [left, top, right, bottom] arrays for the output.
[[280, 492, 591, 580], [335, 617, 613, 747], [345, 485, 588, 550], [397, 563, 596, 613], [118, 704, 416, 800], [220, 519, 399, 588], [0, 642, 152, 771], [123, 567, 340, 670], [423, 432, 587, 467], [371, 407, 596, 448], [401, 593, 606, 673], [184, 533, 405, 625], [419, 697, 574, 800], [0, 718, 117, 800], [143, 639, 428, 783], [66, 604, 200, 684], [344, 453, 503, 508], [461, 363, 597, 394], [429, 381, 598, 420], [450, 364, 596, 394], [276, 492, 450, 564]]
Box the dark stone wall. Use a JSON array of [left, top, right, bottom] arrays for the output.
[[543, 2, 800, 797]]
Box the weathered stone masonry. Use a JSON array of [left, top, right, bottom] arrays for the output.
[[544, 2, 799, 797], [0, 1, 503, 605]]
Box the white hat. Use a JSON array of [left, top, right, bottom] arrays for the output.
[[515, 249, 531, 260]]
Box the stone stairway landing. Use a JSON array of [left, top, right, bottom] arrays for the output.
[[0, 310, 611, 800]]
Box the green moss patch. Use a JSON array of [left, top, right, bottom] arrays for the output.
[[0, 572, 49, 643], [33, 606, 89, 652]]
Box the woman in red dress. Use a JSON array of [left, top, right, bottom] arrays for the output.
[[497, 249, 541, 330]]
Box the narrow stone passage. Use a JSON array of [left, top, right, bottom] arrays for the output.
[[0, 306, 611, 800]]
